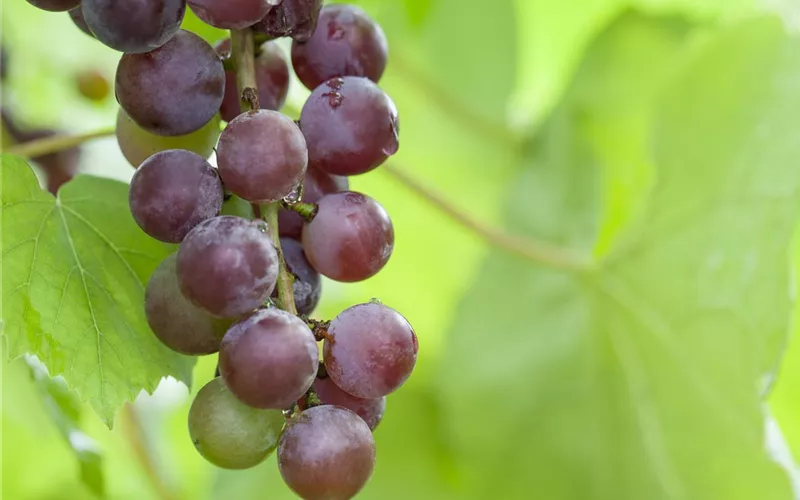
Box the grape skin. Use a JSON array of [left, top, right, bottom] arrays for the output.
[[278, 167, 348, 239], [189, 378, 285, 470], [26, 0, 80, 12], [218, 41, 290, 122], [302, 191, 394, 282], [254, 0, 323, 43], [145, 254, 230, 355], [129, 149, 223, 243], [82, 0, 185, 53], [278, 405, 375, 500], [216, 110, 308, 203], [116, 30, 225, 136], [291, 4, 388, 91], [313, 377, 385, 431], [299, 76, 398, 176], [68, 7, 94, 37], [187, 0, 271, 29], [272, 238, 321, 316], [324, 302, 418, 399], [115, 108, 221, 168], [219, 308, 318, 409], [177, 216, 278, 318]]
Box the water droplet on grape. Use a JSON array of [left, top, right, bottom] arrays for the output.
[[283, 183, 304, 204]]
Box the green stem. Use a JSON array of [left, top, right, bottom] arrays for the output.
[[4, 126, 115, 158], [283, 201, 317, 222], [231, 27, 297, 314]]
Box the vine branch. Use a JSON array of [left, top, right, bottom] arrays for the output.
[[4, 125, 115, 158], [121, 404, 176, 500], [231, 27, 297, 314]]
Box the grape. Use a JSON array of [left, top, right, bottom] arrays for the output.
[[188, 0, 271, 29], [278, 167, 348, 239], [178, 216, 278, 318], [145, 254, 231, 355], [253, 0, 322, 42], [313, 377, 385, 431], [278, 405, 375, 500], [82, 0, 185, 53], [26, 0, 80, 12], [218, 41, 289, 122], [219, 308, 318, 409], [323, 302, 417, 399], [299, 76, 398, 176], [68, 7, 94, 37], [291, 4, 388, 91], [116, 30, 225, 136], [272, 238, 320, 315], [129, 149, 223, 243], [216, 110, 307, 203], [76, 69, 110, 102], [115, 109, 221, 168], [189, 378, 285, 469], [302, 192, 393, 282]]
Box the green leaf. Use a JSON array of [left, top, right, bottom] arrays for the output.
[[0, 156, 193, 427], [439, 14, 799, 499], [24, 355, 105, 497]]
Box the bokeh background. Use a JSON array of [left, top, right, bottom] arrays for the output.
[[4, 0, 800, 499]]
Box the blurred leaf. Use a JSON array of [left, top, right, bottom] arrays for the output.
[[439, 14, 799, 499], [24, 355, 105, 497], [0, 156, 192, 427]]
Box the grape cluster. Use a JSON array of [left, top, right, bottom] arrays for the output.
[[26, 0, 418, 497]]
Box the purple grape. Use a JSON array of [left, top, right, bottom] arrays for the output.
[[129, 149, 223, 243], [189, 378, 285, 469], [278, 167, 348, 239], [313, 377, 385, 431], [323, 302, 417, 399], [116, 30, 225, 136], [253, 0, 323, 42], [291, 4, 387, 91], [26, 0, 80, 12], [68, 7, 94, 37], [271, 238, 320, 315], [216, 110, 307, 203], [219, 308, 318, 409], [278, 405, 375, 500], [82, 0, 185, 53], [299, 76, 398, 176], [187, 0, 271, 29], [302, 192, 393, 282], [218, 40, 289, 122], [145, 254, 231, 355], [177, 216, 278, 318]]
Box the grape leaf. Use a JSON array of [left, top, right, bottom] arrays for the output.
[[0, 156, 193, 427], [24, 355, 104, 497], [439, 15, 798, 499]]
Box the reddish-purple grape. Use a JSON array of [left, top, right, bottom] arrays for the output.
[[291, 4, 387, 91], [218, 40, 289, 122], [313, 377, 385, 431], [129, 150, 223, 243], [82, 0, 185, 53], [299, 76, 398, 176], [219, 308, 318, 409], [68, 7, 94, 37], [254, 0, 322, 42], [26, 0, 80, 12], [278, 168, 348, 239], [278, 405, 375, 500], [323, 302, 417, 399], [178, 216, 278, 318], [271, 238, 320, 315], [302, 192, 393, 282], [116, 30, 225, 136], [216, 110, 307, 203], [145, 254, 230, 355], [188, 0, 271, 29]]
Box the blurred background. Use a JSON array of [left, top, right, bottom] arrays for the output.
[[4, 0, 800, 499]]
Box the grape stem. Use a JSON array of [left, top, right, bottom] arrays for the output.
[[4, 125, 115, 158], [230, 27, 299, 315], [282, 201, 318, 222], [122, 404, 177, 500]]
